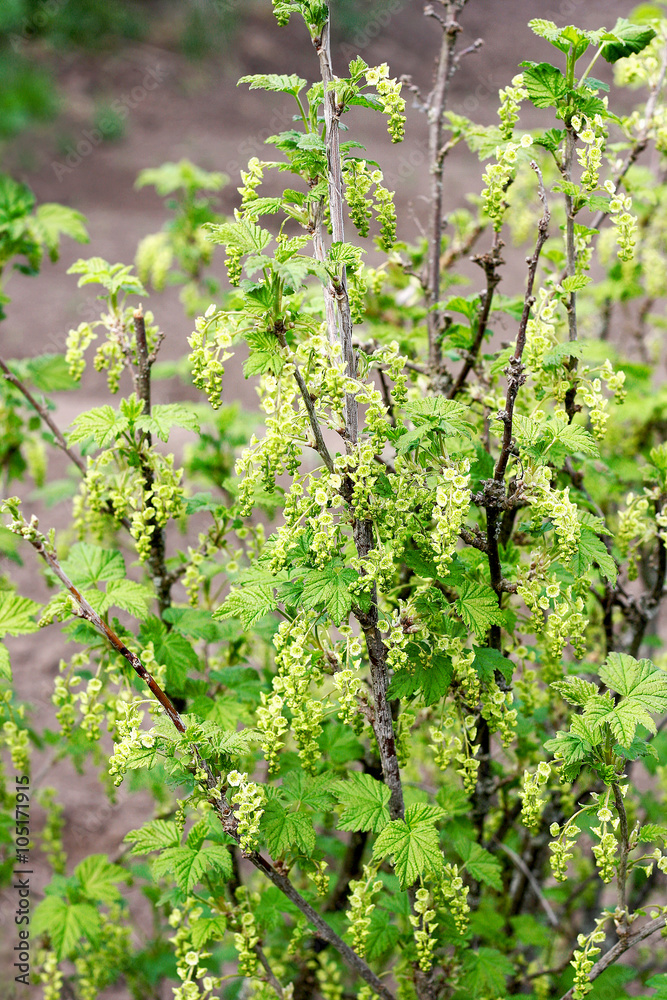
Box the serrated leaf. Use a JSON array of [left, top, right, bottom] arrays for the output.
[[600, 653, 667, 711], [460, 947, 514, 998], [238, 73, 307, 96], [125, 820, 181, 854], [282, 770, 336, 811], [139, 616, 200, 693], [261, 800, 316, 857], [60, 542, 125, 587], [334, 772, 391, 833], [562, 273, 592, 292], [571, 529, 617, 583], [96, 580, 154, 620], [299, 562, 358, 624], [152, 845, 231, 892], [372, 803, 444, 889], [455, 583, 504, 637], [204, 220, 272, 254], [32, 897, 100, 960], [0, 592, 40, 637], [0, 643, 10, 681], [522, 62, 569, 108], [190, 915, 227, 950], [454, 837, 502, 890], [214, 580, 279, 629], [551, 676, 599, 706], [472, 646, 514, 684], [137, 404, 200, 443], [67, 405, 128, 447], [601, 18, 657, 63], [74, 854, 128, 904]]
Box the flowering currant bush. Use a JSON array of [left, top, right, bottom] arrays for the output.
[[4, 3, 667, 1000]]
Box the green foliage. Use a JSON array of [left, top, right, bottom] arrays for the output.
[[4, 4, 667, 1000]]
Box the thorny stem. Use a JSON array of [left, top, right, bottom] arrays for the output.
[[557, 915, 667, 1000], [15, 518, 397, 1000], [424, 0, 472, 370]]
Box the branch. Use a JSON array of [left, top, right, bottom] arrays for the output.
[[0, 355, 86, 475], [314, 17, 357, 443], [612, 783, 630, 921], [493, 839, 559, 928], [255, 944, 284, 999], [448, 234, 504, 398], [558, 915, 667, 1000], [5, 508, 397, 1000], [424, 0, 470, 370], [628, 495, 667, 657], [133, 307, 171, 615], [274, 323, 335, 474]]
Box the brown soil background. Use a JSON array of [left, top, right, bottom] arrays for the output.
[[0, 1, 646, 997]]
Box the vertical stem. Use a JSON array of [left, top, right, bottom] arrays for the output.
[[425, 1, 468, 371], [133, 307, 171, 616], [563, 126, 580, 421], [611, 783, 629, 922]]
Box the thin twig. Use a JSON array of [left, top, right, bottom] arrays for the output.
[[255, 945, 284, 998], [448, 234, 504, 398], [0, 356, 86, 475], [494, 839, 559, 928]]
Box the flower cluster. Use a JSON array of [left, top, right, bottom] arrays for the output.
[[521, 761, 551, 832], [431, 461, 471, 574], [591, 793, 619, 883], [108, 700, 156, 787], [572, 114, 606, 191], [232, 886, 260, 976], [570, 914, 611, 999], [482, 134, 534, 230], [523, 463, 581, 559], [609, 188, 637, 261], [227, 770, 266, 852], [169, 898, 222, 1000], [238, 157, 265, 207], [37, 950, 64, 1000], [189, 306, 235, 409], [409, 886, 438, 972], [617, 492, 653, 580], [65, 322, 97, 380], [365, 63, 406, 142], [549, 818, 582, 882], [2, 719, 30, 773], [498, 74, 528, 137], [480, 683, 517, 747], [333, 666, 364, 733], [434, 863, 470, 935], [346, 865, 383, 955], [37, 787, 67, 873]]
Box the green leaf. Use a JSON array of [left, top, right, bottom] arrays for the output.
[[152, 845, 232, 893], [334, 772, 391, 833], [21, 353, 78, 392], [204, 220, 272, 255], [0, 643, 10, 681], [600, 653, 667, 711], [243, 330, 286, 378], [137, 404, 200, 443], [67, 405, 129, 448], [0, 592, 40, 637], [472, 646, 514, 684], [570, 529, 617, 583], [551, 676, 599, 706], [460, 947, 514, 998], [454, 836, 502, 890], [299, 561, 358, 624], [67, 257, 146, 297], [125, 820, 181, 854], [455, 583, 504, 637], [139, 616, 200, 693], [562, 273, 592, 292], [261, 800, 316, 857], [190, 915, 228, 950], [35, 203, 88, 255], [601, 18, 657, 63], [372, 803, 444, 889], [522, 62, 569, 108], [97, 580, 154, 620], [365, 909, 400, 961], [74, 854, 128, 904], [282, 770, 336, 811], [32, 897, 100, 960], [214, 577, 279, 629], [59, 542, 126, 587], [238, 73, 307, 96]]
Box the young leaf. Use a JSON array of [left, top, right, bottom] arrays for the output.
[[32, 897, 100, 960], [66, 405, 129, 448], [261, 800, 316, 857], [454, 837, 502, 891], [334, 772, 391, 833], [455, 582, 504, 637], [59, 543, 125, 587], [299, 562, 358, 624], [521, 62, 569, 108], [460, 947, 514, 998], [238, 73, 307, 97], [125, 820, 181, 854], [601, 18, 657, 63], [152, 844, 232, 893], [372, 803, 444, 889], [0, 592, 40, 637], [74, 854, 128, 904], [137, 403, 200, 443]]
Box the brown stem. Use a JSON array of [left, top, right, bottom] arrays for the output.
[[628, 496, 667, 657], [424, 0, 470, 370], [448, 234, 504, 399], [255, 944, 284, 998], [612, 783, 630, 920]]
